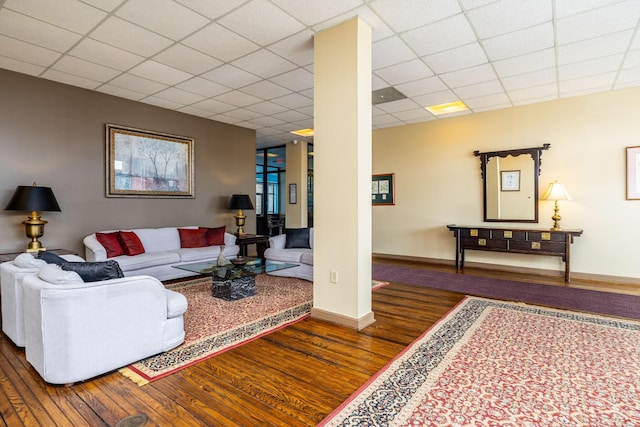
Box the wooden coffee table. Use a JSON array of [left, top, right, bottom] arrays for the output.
[[173, 258, 298, 301]]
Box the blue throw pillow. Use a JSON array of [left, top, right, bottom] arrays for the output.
[[37, 250, 68, 265], [61, 260, 124, 282], [284, 228, 311, 249]]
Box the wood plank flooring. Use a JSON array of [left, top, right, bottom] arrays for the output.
[[1, 259, 637, 426]]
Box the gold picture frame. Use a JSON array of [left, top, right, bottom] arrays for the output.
[[106, 124, 194, 198]]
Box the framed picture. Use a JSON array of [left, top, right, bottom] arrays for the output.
[[289, 183, 297, 204], [501, 170, 520, 191], [372, 173, 395, 206], [106, 124, 194, 198], [626, 146, 640, 200]]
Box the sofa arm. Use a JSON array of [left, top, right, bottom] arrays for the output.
[[166, 289, 187, 319], [83, 234, 107, 262], [269, 234, 286, 249]]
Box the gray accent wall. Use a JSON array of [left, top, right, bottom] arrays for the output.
[[0, 69, 256, 256]]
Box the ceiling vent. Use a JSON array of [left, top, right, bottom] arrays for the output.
[[372, 87, 407, 105]]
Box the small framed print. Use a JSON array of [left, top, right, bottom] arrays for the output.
[[501, 170, 520, 191], [372, 173, 395, 206], [626, 146, 640, 200], [289, 183, 297, 204]]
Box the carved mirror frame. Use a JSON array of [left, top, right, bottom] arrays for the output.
[[474, 144, 550, 223]]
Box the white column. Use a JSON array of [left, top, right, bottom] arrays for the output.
[[311, 17, 373, 330], [285, 140, 308, 228]]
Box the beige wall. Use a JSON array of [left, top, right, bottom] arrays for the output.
[[373, 87, 640, 280], [0, 69, 256, 256]]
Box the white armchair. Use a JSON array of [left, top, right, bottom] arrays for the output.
[[1, 253, 84, 347], [22, 267, 187, 384]]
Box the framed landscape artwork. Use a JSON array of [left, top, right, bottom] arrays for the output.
[[105, 124, 194, 198], [372, 173, 395, 205]]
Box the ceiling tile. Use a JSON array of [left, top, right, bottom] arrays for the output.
[[231, 50, 297, 79], [402, 14, 476, 57], [183, 23, 259, 62], [454, 79, 504, 99], [201, 64, 261, 89], [467, 0, 552, 39], [271, 93, 313, 109], [559, 54, 624, 81], [555, 0, 628, 18], [177, 77, 231, 97], [559, 73, 616, 95], [395, 76, 448, 97], [0, 56, 45, 76], [142, 96, 183, 110], [218, 0, 305, 45], [97, 84, 147, 100], [249, 116, 286, 127], [191, 98, 236, 114], [372, 36, 417, 70], [313, 5, 394, 42], [90, 17, 173, 57], [70, 39, 144, 71], [215, 90, 263, 107], [616, 66, 640, 86], [0, 35, 61, 67], [271, 110, 310, 122], [173, 0, 247, 20], [52, 56, 121, 82], [623, 50, 640, 69], [507, 83, 557, 102], [224, 108, 263, 121], [42, 69, 102, 89], [372, 114, 401, 126], [109, 73, 169, 94], [502, 67, 556, 91], [116, 0, 210, 40], [375, 59, 433, 86], [460, 0, 498, 10], [153, 44, 222, 75], [209, 113, 244, 124], [391, 107, 432, 121], [556, 0, 640, 45], [0, 9, 81, 52], [240, 80, 292, 100], [369, 0, 461, 32], [375, 98, 420, 113], [82, 0, 123, 12], [129, 60, 193, 85], [440, 63, 496, 88], [423, 43, 487, 74], [482, 22, 554, 61], [464, 92, 510, 109], [270, 68, 314, 92], [177, 105, 217, 118], [4, 0, 106, 34], [271, 0, 362, 26], [266, 30, 314, 67], [558, 30, 633, 65], [413, 89, 461, 107], [245, 101, 289, 115], [493, 48, 555, 78], [153, 87, 205, 104]]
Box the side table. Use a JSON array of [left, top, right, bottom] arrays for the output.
[[0, 249, 78, 263], [235, 234, 269, 260]]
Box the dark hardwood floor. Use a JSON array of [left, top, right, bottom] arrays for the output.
[[1, 259, 637, 426]]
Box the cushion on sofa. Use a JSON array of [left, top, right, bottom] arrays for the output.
[[285, 228, 311, 249], [37, 250, 68, 265], [201, 226, 226, 246], [96, 232, 125, 257], [178, 228, 208, 248], [114, 251, 181, 271], [14, 253, 47, 268], [61, 260, 124, 282], [38, 264, 84, 284], [118, 231, 145, 256]]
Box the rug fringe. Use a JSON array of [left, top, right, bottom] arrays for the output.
[[118, 367, 149, 386]]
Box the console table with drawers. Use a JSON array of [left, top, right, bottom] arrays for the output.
[[446, 225, 583, 283]]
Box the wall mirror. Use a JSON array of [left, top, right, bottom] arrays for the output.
[[474, 144, 550, 222]]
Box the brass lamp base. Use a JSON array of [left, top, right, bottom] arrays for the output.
[[23, 210, 47, 252], [234, 209, 247, 236], [550, 201, 562, 231]]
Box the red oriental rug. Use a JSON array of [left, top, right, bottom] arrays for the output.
[[120, 274, 312, 385], [320, 296, 640, 426]]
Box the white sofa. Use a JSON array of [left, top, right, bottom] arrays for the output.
[[22, 265, 187, 384], [83, 226, 240, 281], [1, 253, 84, 347], [264, 228, 313, 281]]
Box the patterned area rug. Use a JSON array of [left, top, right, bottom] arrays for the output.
[[120, 274, 312, 385], [320, 296, 640, 426]]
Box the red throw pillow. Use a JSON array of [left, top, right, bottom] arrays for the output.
[[95, 232, 125, 258], [178, 228, 208, 248], [117, 231, 145, 256], [201, 226, 226, 246]]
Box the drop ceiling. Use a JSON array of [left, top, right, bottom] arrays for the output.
[[1, 0, 638, 148]]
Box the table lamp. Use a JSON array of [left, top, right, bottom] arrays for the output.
[[5, 183, 61, 252], [541, 181, 571, 231], [228, 194, 254, 236]]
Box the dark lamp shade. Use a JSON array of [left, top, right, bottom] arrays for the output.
[[228, 194, 254, 210], [5, 185, 61, 212]]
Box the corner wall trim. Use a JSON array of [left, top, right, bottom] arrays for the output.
[[310, 308, 375, 331]]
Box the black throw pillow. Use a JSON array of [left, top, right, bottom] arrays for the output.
[[37, 250, 68, 265], [284, 228, 311, 249], [61, 260, 124, 282]]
